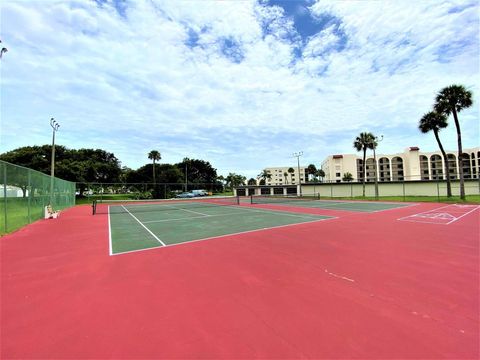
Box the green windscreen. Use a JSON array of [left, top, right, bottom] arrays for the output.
[[0, 160, 76, 235]]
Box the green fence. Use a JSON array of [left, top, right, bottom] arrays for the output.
[[0, 161, 76, 235]]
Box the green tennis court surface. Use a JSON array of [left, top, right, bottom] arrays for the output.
[[105, 199, 333, 255], [250, 195, 414, 212]]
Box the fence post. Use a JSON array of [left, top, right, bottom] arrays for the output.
[[436, 181, 440, 201], [27, 169, 31, 223], [3, 162, 7, 233], [330, 185, 333, 199]]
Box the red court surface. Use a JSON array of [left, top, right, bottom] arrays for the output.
[[1, 201, 479, 359]]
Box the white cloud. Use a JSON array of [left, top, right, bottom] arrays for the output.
[[0, 0, 478, 178]]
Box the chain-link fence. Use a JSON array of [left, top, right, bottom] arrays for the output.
[[237, 178, 480, 201], [0, 160, 76, 234], [77, 182, 227, 202]]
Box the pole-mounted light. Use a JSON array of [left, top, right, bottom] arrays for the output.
[[50, 118, 60, 204], [293, 151, 304, 196]]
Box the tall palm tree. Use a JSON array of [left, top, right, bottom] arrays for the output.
[[353, 132, 374, 196], [307, 164, 317, 181], [148, 150, 161, 185], [434, 84, 473, 200], [419, 111, 452, 197], [283, 171, 288, 184], [288, 167, 295, 184], [258, 169, 272, 185]]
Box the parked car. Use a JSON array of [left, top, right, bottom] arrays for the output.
[[176, 192, 195, 198], [191, 189, 209, 197]]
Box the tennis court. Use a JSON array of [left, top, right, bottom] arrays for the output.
[[250, 194, 414, 212], [94, 197, 333, 255]]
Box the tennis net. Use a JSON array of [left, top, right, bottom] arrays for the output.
[[250, 193, 320, 205], [93, 196, 240, 215]]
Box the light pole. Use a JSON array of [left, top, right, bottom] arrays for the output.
[[373, 135, 383, 199], [185, 163, 188, 192], [293, 151, 303, 196], [50, 118, 60, 204]]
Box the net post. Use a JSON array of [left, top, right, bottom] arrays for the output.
[[250, 195, 253, 204], [236, 195, 240, 205], [92, 200, 97, 215]]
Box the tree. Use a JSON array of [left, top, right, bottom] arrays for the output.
[[248, 178, 257, 185], [342, 172, 354, 182], [419, 111, 452, 197], [258, 169, 272, 184], [176, 158, 218, 184], [434, 84, 473, 200], [0, 145, 122, 196], [148, 150, 161, 185], [283, 171, 288, 184], [306, 164, 317, 181], [354, 132, 375, 196], [287, 167, 295, 184], [316, 169, 325, 182], [225, 173, 246, 189]]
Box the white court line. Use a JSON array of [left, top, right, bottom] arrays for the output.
[[446, 205, 480, 224], [120, 205, 166, 246], [398, 204, 480, 225], [324, 269, 355, 283], [108, 206, 113, 256], [161, 204, 211, 217], [110, 216, 337, 256]]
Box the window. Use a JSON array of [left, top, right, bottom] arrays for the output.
[[336, 172, 341, 177]]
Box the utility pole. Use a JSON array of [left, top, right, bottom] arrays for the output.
[[293, 151, 303, 196], [185, 163, 188, 192], [50, 118, 60, 204], [373, 135, 383, 199]]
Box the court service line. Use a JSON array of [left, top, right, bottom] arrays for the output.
[[397, 204, 456, 222], [224, 205, 333, 220], [111, 216, 336, 256], [120, 205, 166, 246], [141, 208, 328, 224], [162, 204, 211, 217]]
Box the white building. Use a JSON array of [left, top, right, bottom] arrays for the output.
[[321, 147, 480, 183], [257, 166, 309, 186]]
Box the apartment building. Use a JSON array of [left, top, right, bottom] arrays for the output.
[[321, 146, 480, 183], [258, 166, 309, 185]]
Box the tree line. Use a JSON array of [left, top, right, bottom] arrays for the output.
[[0, 145, 247, 196]]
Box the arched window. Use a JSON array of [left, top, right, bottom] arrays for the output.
[[356, 159, 364, 181], [420, 155, 429, 180], [461, 153, 471, 179], [391, 157, 404, 181], [366, 158, 375, 182], [447, 154, 457, 180], [379, 157, 390, 181], [430, 154, 443, 180], [472, 153, 477, 178]]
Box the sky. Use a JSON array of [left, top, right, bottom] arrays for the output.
[[0, 0, 479, 179]]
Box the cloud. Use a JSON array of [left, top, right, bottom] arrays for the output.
[[0, 0, 478, 178]]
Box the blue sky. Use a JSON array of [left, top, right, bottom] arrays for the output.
[[1, 0, 478, 178]]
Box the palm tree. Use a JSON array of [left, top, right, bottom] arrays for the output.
[[434, 85, 473, 200], [342, 172, 353, 182], [147, 150, 161, 185], [353, 132, 374, 196], [283, 171, 288, 184], [307, 164, 317, 181], [419, 111, 452, 197], [316, 169, 325, 182], [258, 169, 272, 185], [288, 167, 295, 184]]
